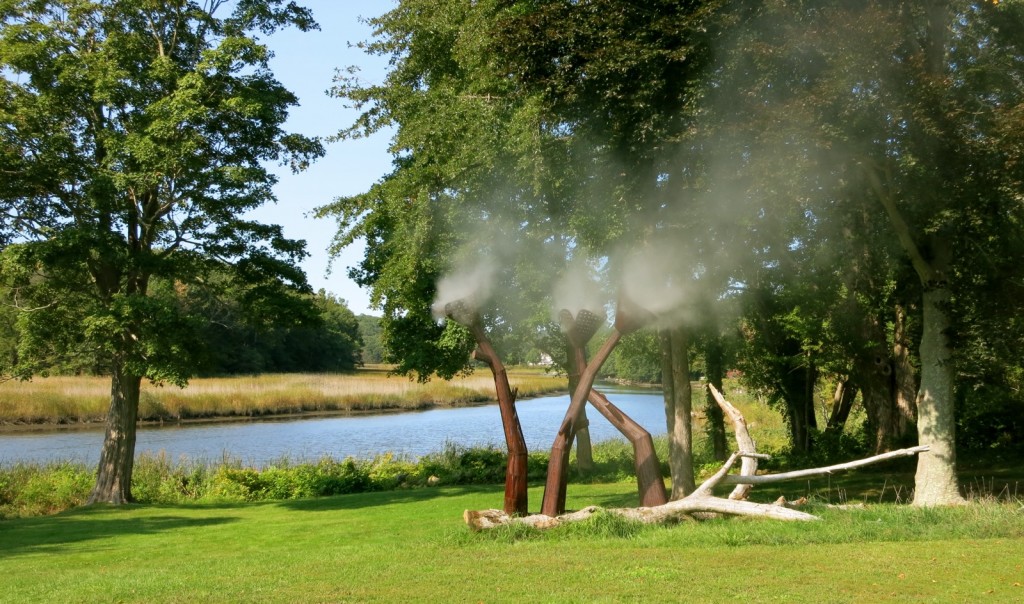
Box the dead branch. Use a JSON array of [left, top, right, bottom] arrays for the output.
[[690, 451, 769, 499], [720, 446, 930, 486], [708, 383, 757, 500]]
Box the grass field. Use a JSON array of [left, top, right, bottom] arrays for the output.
[[0, 367, 568, 426], [1, 481, 1022, 603]]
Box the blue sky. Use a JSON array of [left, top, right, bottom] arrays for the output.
[[251, 0, 398, 316]]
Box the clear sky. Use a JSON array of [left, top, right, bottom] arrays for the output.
[[250, 0, 398, 316]]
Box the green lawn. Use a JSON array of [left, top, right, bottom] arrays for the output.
[[2, 481, 1022, 603]]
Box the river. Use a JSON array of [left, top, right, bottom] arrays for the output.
[[0, 385, 666, 467]]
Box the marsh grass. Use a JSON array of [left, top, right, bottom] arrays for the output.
[[0, 368, 567, 425]]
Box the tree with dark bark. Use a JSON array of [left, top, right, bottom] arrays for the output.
[[0, 0, 321, 504]]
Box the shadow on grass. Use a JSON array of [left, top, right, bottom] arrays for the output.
[[748, 465, 1024, 506], [744, 470, 919, 505], [277, 484, 501, 512], [568, 487, 643, 510], [0, 506, 240, 559], [277, 479, 644, 514]]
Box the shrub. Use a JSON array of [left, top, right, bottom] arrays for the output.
[[291, 458, 372, 496], [0, 461, 92, 518], [527, 452, 549, 481], [210, 466, 268, 501], [132, 452, 213, 503], [368, 453, 418, 490], [958, 386, 1024, 455]]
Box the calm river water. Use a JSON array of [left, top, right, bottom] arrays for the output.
[[0, 385, 666, 467]]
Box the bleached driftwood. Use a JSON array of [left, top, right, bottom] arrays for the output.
[[707, 384, 758, 500], [719, 445, 930, 485], [465, 497, 818, 531], [464, 385, 930, 530]]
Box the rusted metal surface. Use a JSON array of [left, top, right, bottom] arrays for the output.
[[542, 305, 668, 516], [586, 388, 667, 507], [446, 302, 529, 516]]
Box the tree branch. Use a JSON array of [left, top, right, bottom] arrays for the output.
[[720, 446, 930, 485], [861, 161, 936, 284], [707, 383, 758, 500]]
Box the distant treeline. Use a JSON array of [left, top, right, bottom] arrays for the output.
[[195, 288, 363, 375], [0, 275, 387, 376]]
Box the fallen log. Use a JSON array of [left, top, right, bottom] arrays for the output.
[[465, 496, 819, 531]]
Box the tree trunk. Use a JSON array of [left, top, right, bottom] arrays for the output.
[[661, 328, 695, 499], [912, 286, 965, 506], [88, 365, 142, 505], [854, 308, 909, 453], [892, 302, 917, 435], [703, 337, 728, 461], [826, 378, 857, 433], [708, 384, 759, 500], [780, 355, 818, 454], [857, 351, 899, 454], [867, 167, 963, 505]]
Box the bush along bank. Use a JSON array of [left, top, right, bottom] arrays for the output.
[[1, 438, 683, 519]]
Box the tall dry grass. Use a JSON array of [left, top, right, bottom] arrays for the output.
[[0, 368, 567, 425]]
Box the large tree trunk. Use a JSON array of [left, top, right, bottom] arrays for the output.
[[88, 365, 142, 504], [703, 337, 728, 461], [868, 174, 963, 505], [892, 302, 917, 436], [854, 309, 912, 453], [826, 378, 857, 433], [660, 328, 695, 499], [912, 286, 965, 506], [856, 347, 901, 454]]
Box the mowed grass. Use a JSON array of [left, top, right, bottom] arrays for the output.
[[1, 481, 1022, 603], [0, 367, 567, 425]]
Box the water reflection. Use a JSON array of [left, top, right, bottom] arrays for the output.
[[0, 385, 665, 467]]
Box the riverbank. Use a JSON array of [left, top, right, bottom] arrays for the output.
[[0, 367, 568, 430]]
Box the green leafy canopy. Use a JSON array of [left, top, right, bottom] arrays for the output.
[[0, 0, 324, 385]]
